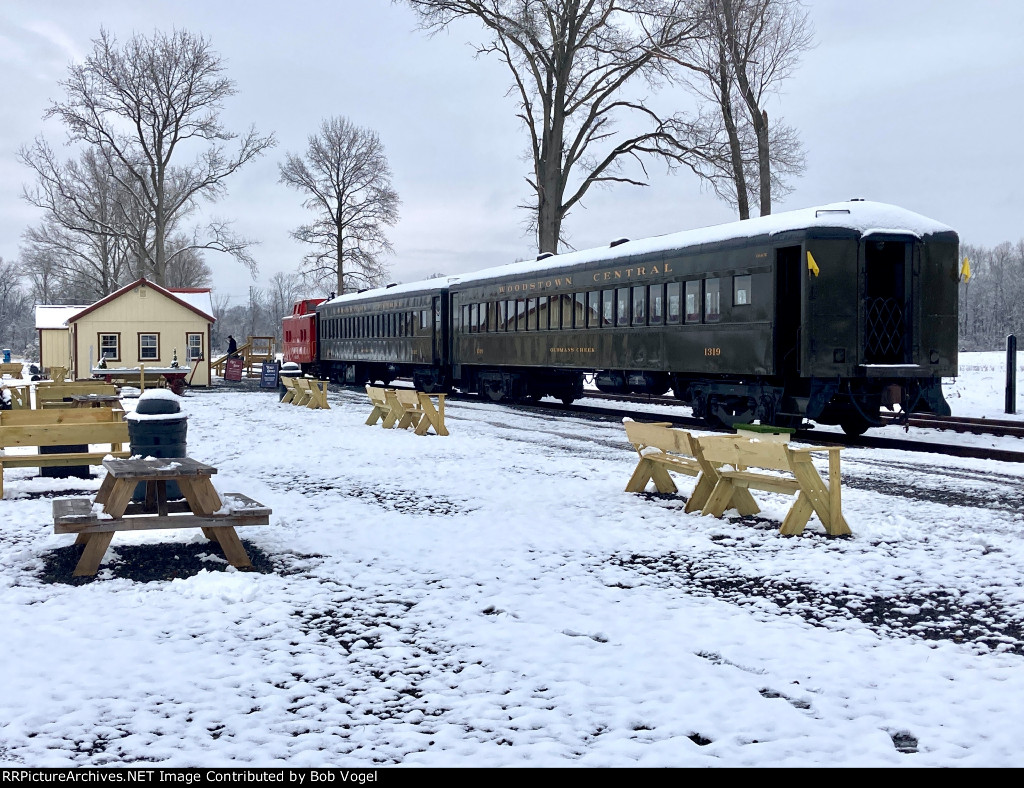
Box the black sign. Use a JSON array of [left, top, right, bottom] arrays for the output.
[[260, 361, 280, 389]]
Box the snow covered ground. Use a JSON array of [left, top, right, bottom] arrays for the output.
[[1, 351, 1023, 767]]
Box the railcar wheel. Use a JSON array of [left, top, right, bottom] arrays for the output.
[[841, 417, 871, 437], [482, 381, 506, 402]]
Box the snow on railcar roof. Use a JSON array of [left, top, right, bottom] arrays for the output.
[[321, 277, 457, 307], [453, 200, 956, 286], [322, 200, 955, 304]]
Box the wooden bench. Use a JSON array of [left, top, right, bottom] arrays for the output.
[[365, 386, 448, 435], [2, 384, 31, 410], [281, 376, 300, 404], [36, 383, 119, 410], [293, 378, 329, 409], [697, 433, 851, 536], [280, 377, 329, 409], [622, 419, 718, 514], [53, 492, 272, 577], [0, 362, 24, 378], [365, 385, 391, 425], [0, 407, 130, 498]]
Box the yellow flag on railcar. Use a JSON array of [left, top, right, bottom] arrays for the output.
[[806, 251, 820, 276], [960, 256, 971, 282]]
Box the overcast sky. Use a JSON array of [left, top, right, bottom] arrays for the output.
[[2, 1, 1022, 305]]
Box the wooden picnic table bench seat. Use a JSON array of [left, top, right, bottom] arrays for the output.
[[0, 407, 129, 498], [623, 419, 852, 536], [281, 377, 329, 408], [364, 385, 390, 425], [53, 455, 273, 576], [696, 433, 851, 536], [364, 385, 448, 435], [622, 418, 718, 514]]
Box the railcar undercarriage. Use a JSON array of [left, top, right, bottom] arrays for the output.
[[671, 374, 950, 435]]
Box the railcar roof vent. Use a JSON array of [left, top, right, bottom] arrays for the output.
[[536, 252, 555, 261], [850, 197, 864, 201], [358, 288, 369, 293], [815, 209, 850, 217], [386, 282, 398, 288], [610, 237, 629, 247]]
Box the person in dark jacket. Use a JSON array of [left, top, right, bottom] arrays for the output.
[[227, 335, 238, 357]]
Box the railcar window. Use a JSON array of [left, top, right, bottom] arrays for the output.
[[649, 285, 664, 324], [734, 275, 752, 306], [572, 293, 585, 328], [667, 282, 682, 324], [616, 288, 629, 326], [632, 286, 647, 325], [587, 291, 600, 328], [705, 278, 721, 323], [515, 299, 526, 331], [526, 298, 538, 330], [544, 296, 558, 330], [602, 291, 615, 326], [684, 280, 700, 323]]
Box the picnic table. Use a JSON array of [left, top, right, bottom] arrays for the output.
[[53, 456, 272, 577], [92, 366, 189, 395], [61, 394, 123, 409]]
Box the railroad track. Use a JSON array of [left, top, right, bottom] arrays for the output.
[[322, 380, 1024, 462], [580, 391, 1024, 440]]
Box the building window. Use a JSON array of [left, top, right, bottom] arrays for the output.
[[99, 333, 120, 361], [139, 333, 159, 361], [187, 333, 203, 362]]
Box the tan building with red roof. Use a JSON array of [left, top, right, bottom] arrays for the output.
[[35, 278, 216, 387]]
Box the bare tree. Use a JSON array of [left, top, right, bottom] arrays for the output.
[[279, 117, 399, 295], [266, 272, 305, 325], [0, 257, 34, 356], [43, 28, 276, 285], [404, 0, 718, 254], [18, 144, 136, 296], [715, 0, 812, 216], [163, 234, 214, 288]]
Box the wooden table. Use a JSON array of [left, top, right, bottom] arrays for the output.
[[92, 366, 190, 395], [57, 394, 123, 409], [53, 457, 271, 577]]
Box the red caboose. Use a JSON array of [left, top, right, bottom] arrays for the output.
[[282, 298, 325, 373]]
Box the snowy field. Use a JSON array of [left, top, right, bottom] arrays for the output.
[[1, 351, 1024, 768]]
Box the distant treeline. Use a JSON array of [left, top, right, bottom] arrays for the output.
[[958, 241, 1024, 351]]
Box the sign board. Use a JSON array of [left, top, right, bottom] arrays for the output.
[[260, 361, 280, 389], [224, 357, 244, 382]]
